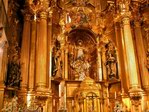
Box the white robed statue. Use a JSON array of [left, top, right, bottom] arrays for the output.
[[71, 40, 90, 80]]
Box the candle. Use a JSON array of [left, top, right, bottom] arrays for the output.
[[114, 92, 117, 99], [53, 99, 55, 106], [72, 100, 74, 106]]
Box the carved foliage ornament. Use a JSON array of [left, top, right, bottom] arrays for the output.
[[64, 7, 93, 32], [147, 49, 149, 71], [6, 42, 21, 88]]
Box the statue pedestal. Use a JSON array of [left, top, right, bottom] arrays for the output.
[[58, 109, 67, 112]]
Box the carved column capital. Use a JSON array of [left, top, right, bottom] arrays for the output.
[[122, 17, 131, 25], [39, 11, 48, 19], [24, 13, 31, 21], [133, 20, 142, 28], [27, 0, 49, 19], [114, 1, 132, 23]]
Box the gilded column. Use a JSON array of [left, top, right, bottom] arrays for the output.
[[119, 1, 142, 92], [0, 36, 7, 110], [28, 16, 36, 92], [132, 2, 149, 110], [122, 17, 141, 91], [0, 47, 4, 112], [97, 98, 100, 112], [97, 37, 103, 81], [47, 9, 53, 112], [47, 9, 53, 88], [119, 1, 142, 111], [134, 21, 149, 89], [36, 11, 48, 91], [59, 81, 67, 111], [20, 13, 31, 92], [64, 36, 68, 79], [0, 31, 7, 87], [97, 48, 102, 81], [114, 22, 129, 92], [101, 47, 107, 80], [132, 2, 149, 91]]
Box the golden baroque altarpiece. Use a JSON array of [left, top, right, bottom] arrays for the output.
[[0, 0, 149, 112]]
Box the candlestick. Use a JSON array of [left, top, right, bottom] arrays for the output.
[[115, 92, 117, 99], [53, 99, 55, 106], [72, 100, 74, 107]]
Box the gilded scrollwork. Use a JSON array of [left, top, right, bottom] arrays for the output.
[[27, 0, 49, 21], [64, 7, 92, 31]]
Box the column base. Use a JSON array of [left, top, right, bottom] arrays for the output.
[[36, 87, 50, 96], [129, 86, 143, 94], [36, 85, 49, 92]]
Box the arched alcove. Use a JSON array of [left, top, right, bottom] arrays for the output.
[[67, 28, 98, 80]]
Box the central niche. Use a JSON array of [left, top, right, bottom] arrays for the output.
[[67, 28, 97, 80]]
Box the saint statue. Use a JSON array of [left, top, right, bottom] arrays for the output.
[[52, 41, 62, 78], [70, 40, 90, 80], [75, 40, 87, 60], [105, 42, 117, 79]]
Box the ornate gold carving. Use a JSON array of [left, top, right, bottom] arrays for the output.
[[131, 1, 143, 28], [63, 6, 93, 33], [147, 49, 149, 71], [115, 1, 131, 23], [74, 76, 101, 112], [130, 92, 142, 112], [7, 42, 21, 88], [27, 0, 49, 20], [122, 17, 131, 25], [39, 11, 47, 19]]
